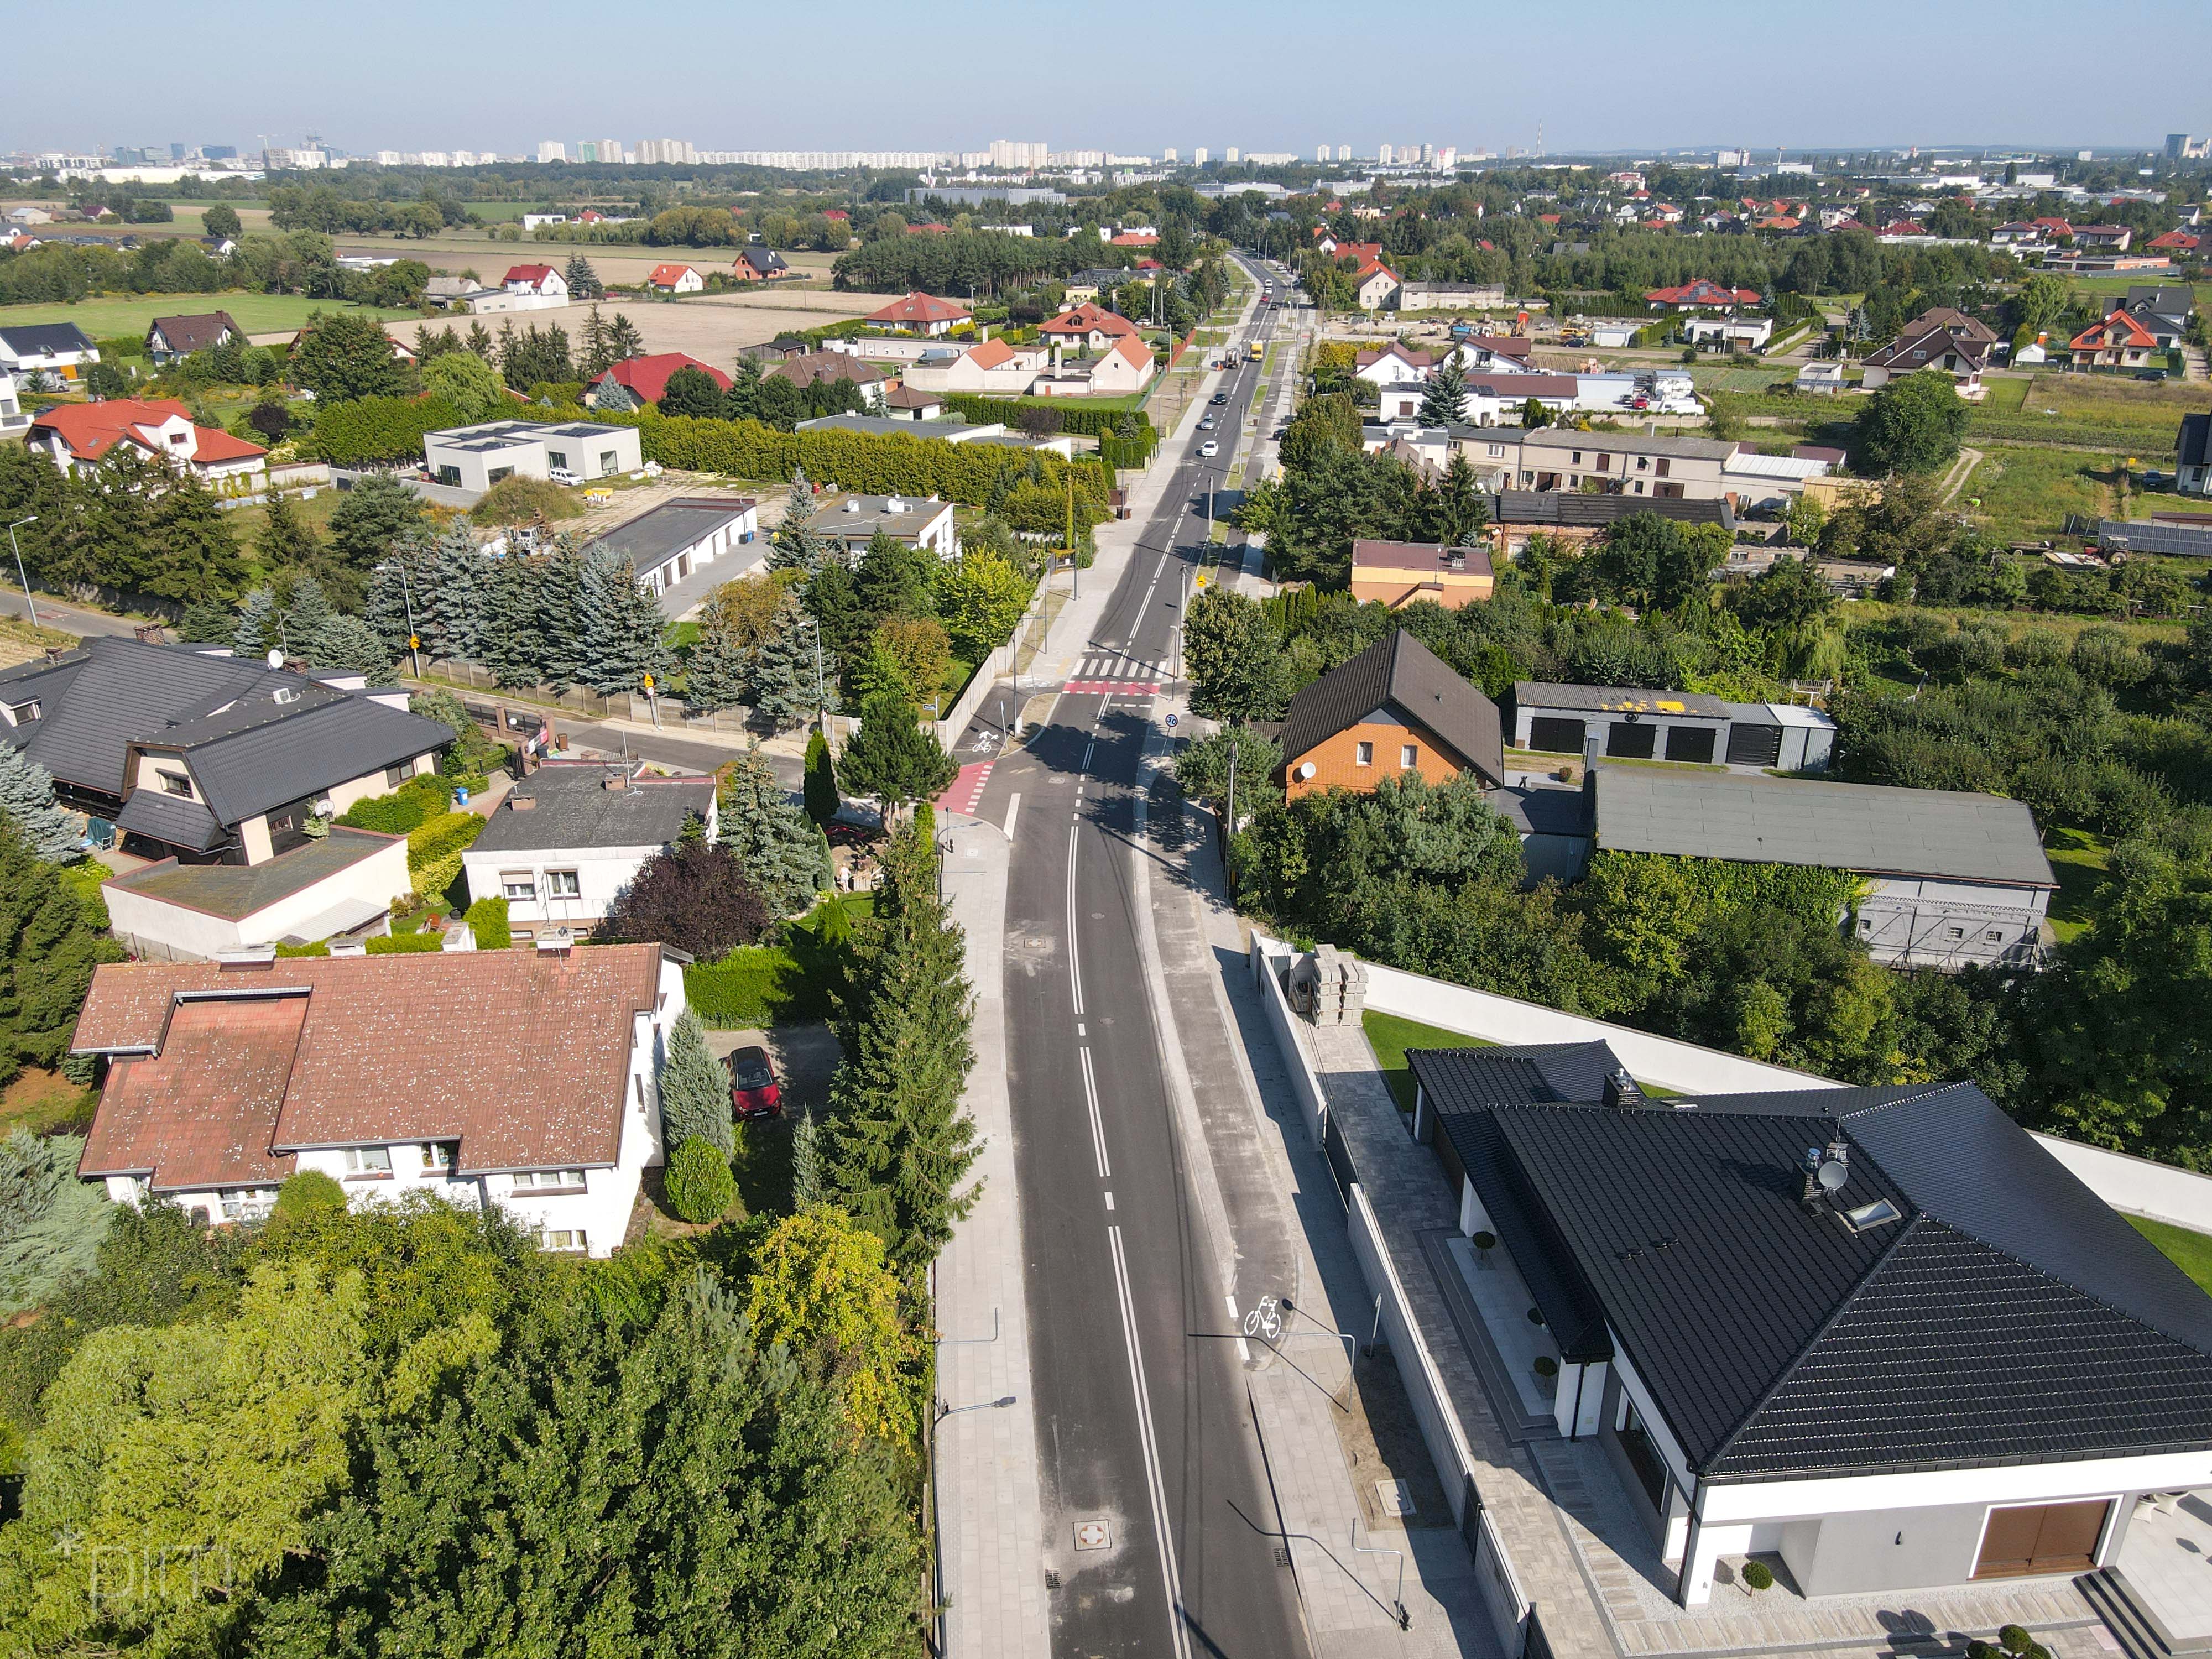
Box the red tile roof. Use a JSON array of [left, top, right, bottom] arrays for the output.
[[30, 399, 267, 466], [74, 945, 670, 1182], [504, 263, 558, 286], [647, 263, 698, 287], [1645, 279, 1761, 307], [2069, 310, 2159, 352], [2148, 231, 2200, 251], [865, 290, 971, 326], [1109, 231, 1159, 247], [599, 352, 732, 401], [1040, 302, 1142, 340]]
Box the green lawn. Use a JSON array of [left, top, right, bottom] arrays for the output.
[[1363, 1010, 1491, 1112], [2045, 827, 2113, 943], [0, 293, 417, 337], [2130, 1215, 2212, 1296], [1959, 447, 2122, 544]]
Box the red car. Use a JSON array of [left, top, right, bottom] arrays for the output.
[[729, 1045, 783, 1119]]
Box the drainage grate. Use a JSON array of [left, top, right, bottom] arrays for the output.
[[1274, 1544, 1292, 1567], [1074, 1520, 1112, 1551], [1044, 1568, 1061, 1590], [1376, 1478, 1417, 1519]]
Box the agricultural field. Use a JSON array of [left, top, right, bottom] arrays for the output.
[[1959, 442, 2200, 544], [0, 292, 415, 340], [387, 288, 881, 363], [1968, 370, 2203, 456]]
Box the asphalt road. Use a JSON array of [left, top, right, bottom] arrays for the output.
[[974, 260, 1311, 1659]]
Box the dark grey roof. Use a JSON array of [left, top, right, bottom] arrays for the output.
[[147, 311, 240, 353], [581, 497, 756, 576], [114, 786, 225, 851], [467, 764, 712, 854], [102, 828, 400, 921], [1512, 680, 1730, 719], [1492, 491, 1733, 530], [1280, 630, 1506, 788], [1412, 1052, 2212, 1480], [142, 688, 452, 828], [1485, 782, 1593, 837], [1593, 765, 2057, 888], [0, 321, 97, 356], [2180, 413, 2211, 472]]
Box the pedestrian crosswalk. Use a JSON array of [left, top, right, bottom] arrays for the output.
[[1063, 653, 1162, 696]]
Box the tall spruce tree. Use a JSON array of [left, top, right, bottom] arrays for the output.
[[282, 575, 335, 654], [747, 591, 830, 732], [178, 597, 237, 649], [563, 253, 603, 301], [791, 1105, 824, 1207], [258, 491, 322, 572], [578, 547, 672, 697], [603, 312, 644, 364], [767, 470, 830, 575], [0, 748, 79, 863], [823, 821, 979, 1268], [682, 628, 749, 714], [531, 538, 589, 691], [233, 587, 279, 660], [427, 521, 489, 661], [658, 1009, 734, 1157], [838, 688, 956, 818], [142, 473, 243, 606], [1418, 356, 1468, 426], [479, 553, 545, 688], [0, 811, 124, 1085], [309, 614, 394, 679], [717, 747, 830, 919], [803, 729, 839, 826]]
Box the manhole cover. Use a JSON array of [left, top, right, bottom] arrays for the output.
[[1074, 1520, 1112, 1551], [1376, 1479, 1417, 1519]]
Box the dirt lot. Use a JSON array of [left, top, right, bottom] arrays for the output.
[[384, 288, 882, 366]]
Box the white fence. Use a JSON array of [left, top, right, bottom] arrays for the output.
[[1248, 936, 1327, 1147], [2031, 1135, 2212, 1234]]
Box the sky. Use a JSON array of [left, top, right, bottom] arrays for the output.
[[9, 0, 2211, 161]]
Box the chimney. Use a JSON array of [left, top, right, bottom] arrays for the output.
[[508, 794, 536, 810], [134, 623, 165, 645], [1582, 731, 1604, 795], [1801, 1138, 1850, 1213], [1601, 1067, 1644, 1109], [603, 771, 628, 790]]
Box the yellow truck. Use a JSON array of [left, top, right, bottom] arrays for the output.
[[1246, 341, 1262, 362]]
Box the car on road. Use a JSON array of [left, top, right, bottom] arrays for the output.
[[729, 1045, 783, 1119], [1198, 440, 1219, 457], [1210, 392, 1228, 405]]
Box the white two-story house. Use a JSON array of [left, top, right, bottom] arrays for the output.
[[72, 941, 685, 1258]]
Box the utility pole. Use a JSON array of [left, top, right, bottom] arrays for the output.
[[811, 617, 829, 745], [1065, 470, 1079, 599], [394, 553, 422, 678], [6, 516, 39, 630], [1225, 732, 1238, 841]]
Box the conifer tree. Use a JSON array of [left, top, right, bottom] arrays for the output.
[[838, 688, 956, 820], [142, 473, 244, 606], [658, 1009, 734, 1157], [682, 627, 749, 713], [309, 614, 394, 680], [791, 1105, 824, 1207], [478, 553, 544, 688], [1418, 356, 1468, 427], [426, 521, 489, 661], [258, 490, 321, 572], [531, 537, 589, 691], [233, 587, 279, 659], [282, 574, 334, 654], [717, 746, 830, 919], [803, 729, 839, 826], [0, 747, 78, 863], [578, 547, 672, 696], [362, 528, 434, 658], [747, 590, 830, 732], [178, 597, 237, 650], [768, 469, 830, 575], [603, 311, 644, 363], [563, 253, 603, 301], [823, 821, 979, 1268]]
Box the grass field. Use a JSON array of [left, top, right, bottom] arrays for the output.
[[1362, 1011, 1489, 1112], [2130, 1215, 2212, 1296], [2044, 827, 2114, 944], [1960, 445, 2197, 543], [1968, 371, 2202, 456], [0, 293, 415, 337]]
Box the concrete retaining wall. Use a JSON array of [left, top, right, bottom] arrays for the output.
[[1249, 936, 1327, 1147], [2030, 1135, 2212, 1234]]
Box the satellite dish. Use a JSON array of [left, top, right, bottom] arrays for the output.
[[265, 648, 284, 670], [1816, 1158, 1849, 1193], [1296, 761, 1316, 780]]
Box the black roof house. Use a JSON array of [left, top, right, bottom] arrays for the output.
[[1280, 630, 1507, 788], [0, 637, 451, 851], [1412, 1043, 2212, 1483]]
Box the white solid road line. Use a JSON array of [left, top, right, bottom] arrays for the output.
[[1066, 823, 1085, 1018], [1003, 792, 1020, 840], [1080, 1046, 1112, 1180], [1109, 1223, 1193, 1659]]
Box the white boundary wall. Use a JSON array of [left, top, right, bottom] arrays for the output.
[[1249, 936, 1327, 1146]]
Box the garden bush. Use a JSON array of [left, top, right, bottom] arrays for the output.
[[1741, 1560, 1773, 1592], [466, 895, 511, 951], [664, 1137, 735, 1224], [406, 810, 485, 898], [366, 932, 444, 954], [336, 771, 456, 836]]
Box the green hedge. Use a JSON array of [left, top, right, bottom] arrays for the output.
[[337, 772, 458, 836], [685, 948, 820, 1027], [305, 394, 469, 465], [406, 810, 485, 900], [466, 895, 512, 951], [366, 931, 445, 954], [937, 392, 1154, 440], [591, 408, 1111, 510]]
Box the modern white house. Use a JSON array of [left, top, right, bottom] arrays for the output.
[[71, 942, 685, 1258], [1510, 681, 1837, 772], [1592, 766, 2056, 969], [1407, 1043, 2212, 1610], [0, 371, 30, 436], [580, 495, 759, 601], [422, 419, 643, 492], [813, 491, 961, 560], [646, 263, 705, 295], [0, 321, 99, 382], [1684, 315, 1774, 352], [460, 761, 716, 940]]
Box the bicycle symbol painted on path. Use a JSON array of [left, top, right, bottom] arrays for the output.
[[1242, 1295, 1285, 1344]]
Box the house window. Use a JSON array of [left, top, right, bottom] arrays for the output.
[[545, 869, 582, 899], [385, 760, 417, 788], [1595, 453, 1610, 472], [547, 450, 568, 470], [435, 465, 462, 487], [158, 770, 192, 797], [1400, 744, 1418, 768], [1859, 916, 1874, 932], [342, 1146, 393, 1178], [487, 466, 513, 486], [1486, 443, 1505, 458], [1615, 1399, 1671, 1514], [420, 1141, 456, 1170], [599, 450, 618, 472], [219, 1187, 276, 1220], [1571, 451, 1582, 465], [512, 1169, 588, 1191], [1984, 928, 2004, 942], [1947, 926, 1966, 940], [1654, 458, 1670, 478], [537, 1229, 587, 1253], [502, 871, 538, 901], [1635, 455, 1649, 471], [1354, 741, 1374, 766]]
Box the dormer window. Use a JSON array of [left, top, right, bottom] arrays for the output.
[[158, 769, 192, 797]]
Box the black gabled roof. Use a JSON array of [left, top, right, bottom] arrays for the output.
[[1279, 630, 1505, 787], [0, 638, 276, 801], [1410, 1050, 2212, 1481], [0, 321, 97, 356], [2180, 412, 2211, 472], [150, 689, 452, 827]]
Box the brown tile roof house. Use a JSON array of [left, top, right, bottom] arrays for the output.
[[1279, 629, 1506, 799], [766, 349, 888, 391], [75, 944, 672, 1191], [145, 310, 242, 362]]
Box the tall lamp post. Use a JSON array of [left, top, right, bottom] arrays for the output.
[[7, 515, 39, 630], [929, 1393, 1018, 1658]]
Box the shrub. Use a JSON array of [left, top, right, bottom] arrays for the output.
[[1741, 1560, 1773, 1592], [664, 1137, 735, 1224], [471, 473, 581, 526], [1472, 1230, 1497, 1250], [270, 1169, 347, 1224], [406, 810, 486, 899], [366, 931, 444, 954], [599, 839, 769, 961], [1532, 1355, 1558, 1378], [466, 895, 511, 950], [336, 772, 455, 835]]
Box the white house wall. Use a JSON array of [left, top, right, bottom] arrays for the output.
[[103, 837, 413, 961], [461, 840, 670, 928]]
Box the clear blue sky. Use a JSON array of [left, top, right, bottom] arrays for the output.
[[11, 0, 2210, 159]]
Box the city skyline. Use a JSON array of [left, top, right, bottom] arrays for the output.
[[6, 0, 2209, 159]]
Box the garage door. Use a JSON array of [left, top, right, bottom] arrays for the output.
[[1605, 721, 1656, 759], [1527, 716, 1585, 755], [1725, 722, 1783, 768], [1973, 1500, 2110, 1579], [1663, 726, 1717, 764]]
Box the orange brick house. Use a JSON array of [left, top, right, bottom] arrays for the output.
[[1348, 539, 1496, 611], [1279, 630, 1506, 800]]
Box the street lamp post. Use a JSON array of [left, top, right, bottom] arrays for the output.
[[928, 1392, 1018, 1658], [6, 515, 39, 630], [811, 617, 829, 745]]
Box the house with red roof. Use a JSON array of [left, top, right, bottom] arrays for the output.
[[28, 399, 267, 487], [1645, 279, 1761, 311], [1876, 220, 1929, 241], [2147, 229, 2200, 253], [1353, 259, 1401, 311], [1109, 230, 1159, 249], [586, 352, 732, 411], [1032, 333, 1155, 398], [646, 263, 703, 295], [863, 291, 972, 336], [902, 335, 1053, 397], [2031, 216, 2076, 240], [1039, 303, 1143, 352], [503, 263, 568, 300], [2068, 309, 2161, 371]]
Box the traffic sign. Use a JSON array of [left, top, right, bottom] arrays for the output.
[[1166, 713, 1178, 728], [641, 673, 656, 691]]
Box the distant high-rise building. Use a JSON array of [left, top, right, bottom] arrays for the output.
[[203, 145, 237, 161], [539, 140, 567, 164], [1164, 148, 1178, 163], [1225, 146, 1240, 163], [603, 138, 626, 165], [2168, 134, 2210, 160], [988, 139, 1046, 170], [1317, 144, 1329, 163], [1193, 147, 1208, 165], [1379, 143, 1394, 166], [1434, 146, 1457, 172], [1717, 148, 1749, 168]]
